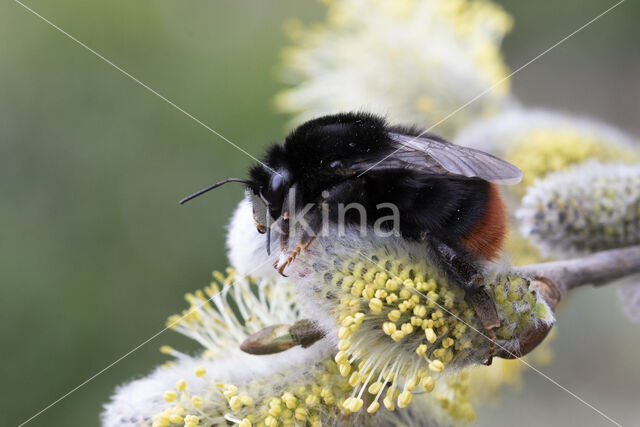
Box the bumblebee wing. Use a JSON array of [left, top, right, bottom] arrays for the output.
[[346, 132, 522, 185]]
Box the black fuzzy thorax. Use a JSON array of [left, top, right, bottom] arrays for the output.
[[248, 112, 490, 247], [250, 112, 391, 198]]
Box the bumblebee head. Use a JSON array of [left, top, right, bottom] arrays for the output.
[[180, 165, 292, 256]]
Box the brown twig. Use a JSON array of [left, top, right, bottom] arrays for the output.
[[514, 245, 640, 295]]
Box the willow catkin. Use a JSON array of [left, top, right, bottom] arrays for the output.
[[517, 162, 640, 257]]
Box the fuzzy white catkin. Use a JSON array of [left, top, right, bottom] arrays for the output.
[[455, 107, 637, 156], [276, 0, 514, 137], [101, 344, 335, 427], [517, 162, 640, 257]]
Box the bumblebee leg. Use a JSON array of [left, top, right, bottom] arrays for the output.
[[275, 204, 322, 275], [273, 207, 291, 275], [465, 286, 499, 365], [425, 235, 500, 364], [277, 240, 304, 276], [275, 179, 365, 274]]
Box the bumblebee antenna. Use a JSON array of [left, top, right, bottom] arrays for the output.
[[179, 178, 253, 205]]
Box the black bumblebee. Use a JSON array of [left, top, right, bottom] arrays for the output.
[[181, 112, 522, 362]]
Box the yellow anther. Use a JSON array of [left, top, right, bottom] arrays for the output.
[[239, 419, 252, 427], [338, 326, 351, 339], [169, 414, 184, 424], [159, 345, 173, 354], [400, 322, 413, 334], [391, 330, 405, 341], [349, 372, 361, 387], [163, 391, 177, 402], [305, 394, 319, 407], [398, 390, 413, 408], [362, 286, 375, 299], [416, 344, 427, 356], [374, 289, 388, 299], [410, 316, 422, 326], [339, 362, 351, 376], [175, 379, 186, 392], [374, 272, 388, 287], [349, 397, 364, 412], [338, 339, 350, 350], [425, 328, 437, 343], [387, 309, 401, 322], [223, 384, 238, 398], [386, 386, 399, 399], [367, 401, 380, 413], [265, 416, 277, 427], [413, 305, 427, 317], [382, 322, 396, 335], [442, 337, 455, 348], [429, 360, 445, 373], [194, 366, 206, 377], [383, 395, 395, 411], [386, 293, 398, 304], [282, 392, 297, 409], [295, 407, 307, 421], [239, 393, 253, 406], [341, 315, 355, 327], [369, 298, 383, 314], [368, 381, 383, 394], [228, 395, 242, 411], [185, 415, 200, 425], [422, 375, 435, 392], [268, 405, 282, 417], [191, 395, 203, 407], [334, 351, 348, 364]]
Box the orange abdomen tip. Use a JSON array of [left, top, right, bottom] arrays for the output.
[[462, 183, 507, 261]]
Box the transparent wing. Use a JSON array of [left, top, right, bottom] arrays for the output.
[[387, 133, 522, 184], [343, 132, 522, 185]]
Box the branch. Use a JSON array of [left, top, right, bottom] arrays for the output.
[[514, 245, 640, 296]]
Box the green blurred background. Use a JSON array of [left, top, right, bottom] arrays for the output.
[[1, 1, 639, 426]]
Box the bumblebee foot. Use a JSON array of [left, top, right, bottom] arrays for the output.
[[464, 286, 500, 365], [483, 327, 497, 365], [273, 236, 317, 276]]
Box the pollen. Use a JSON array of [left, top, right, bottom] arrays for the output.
[[368, 298, 383, 313], [398, 390, 413, 408], [163, 391, 177, 402], [190, 396, 202, 407], [145, 241, 553, 425], [388, 309, 402, 322], [367, 401, 380, 414], [289, 236, 555, 418]]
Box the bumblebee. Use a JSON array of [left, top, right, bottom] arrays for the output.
[[181, 112, 521, 362]]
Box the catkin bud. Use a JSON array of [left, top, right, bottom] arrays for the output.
[[517, 162, 640, 257]]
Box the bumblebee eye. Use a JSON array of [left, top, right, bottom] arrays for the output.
[[269, 173, 286, 201], [246, 189, 268, 234]]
